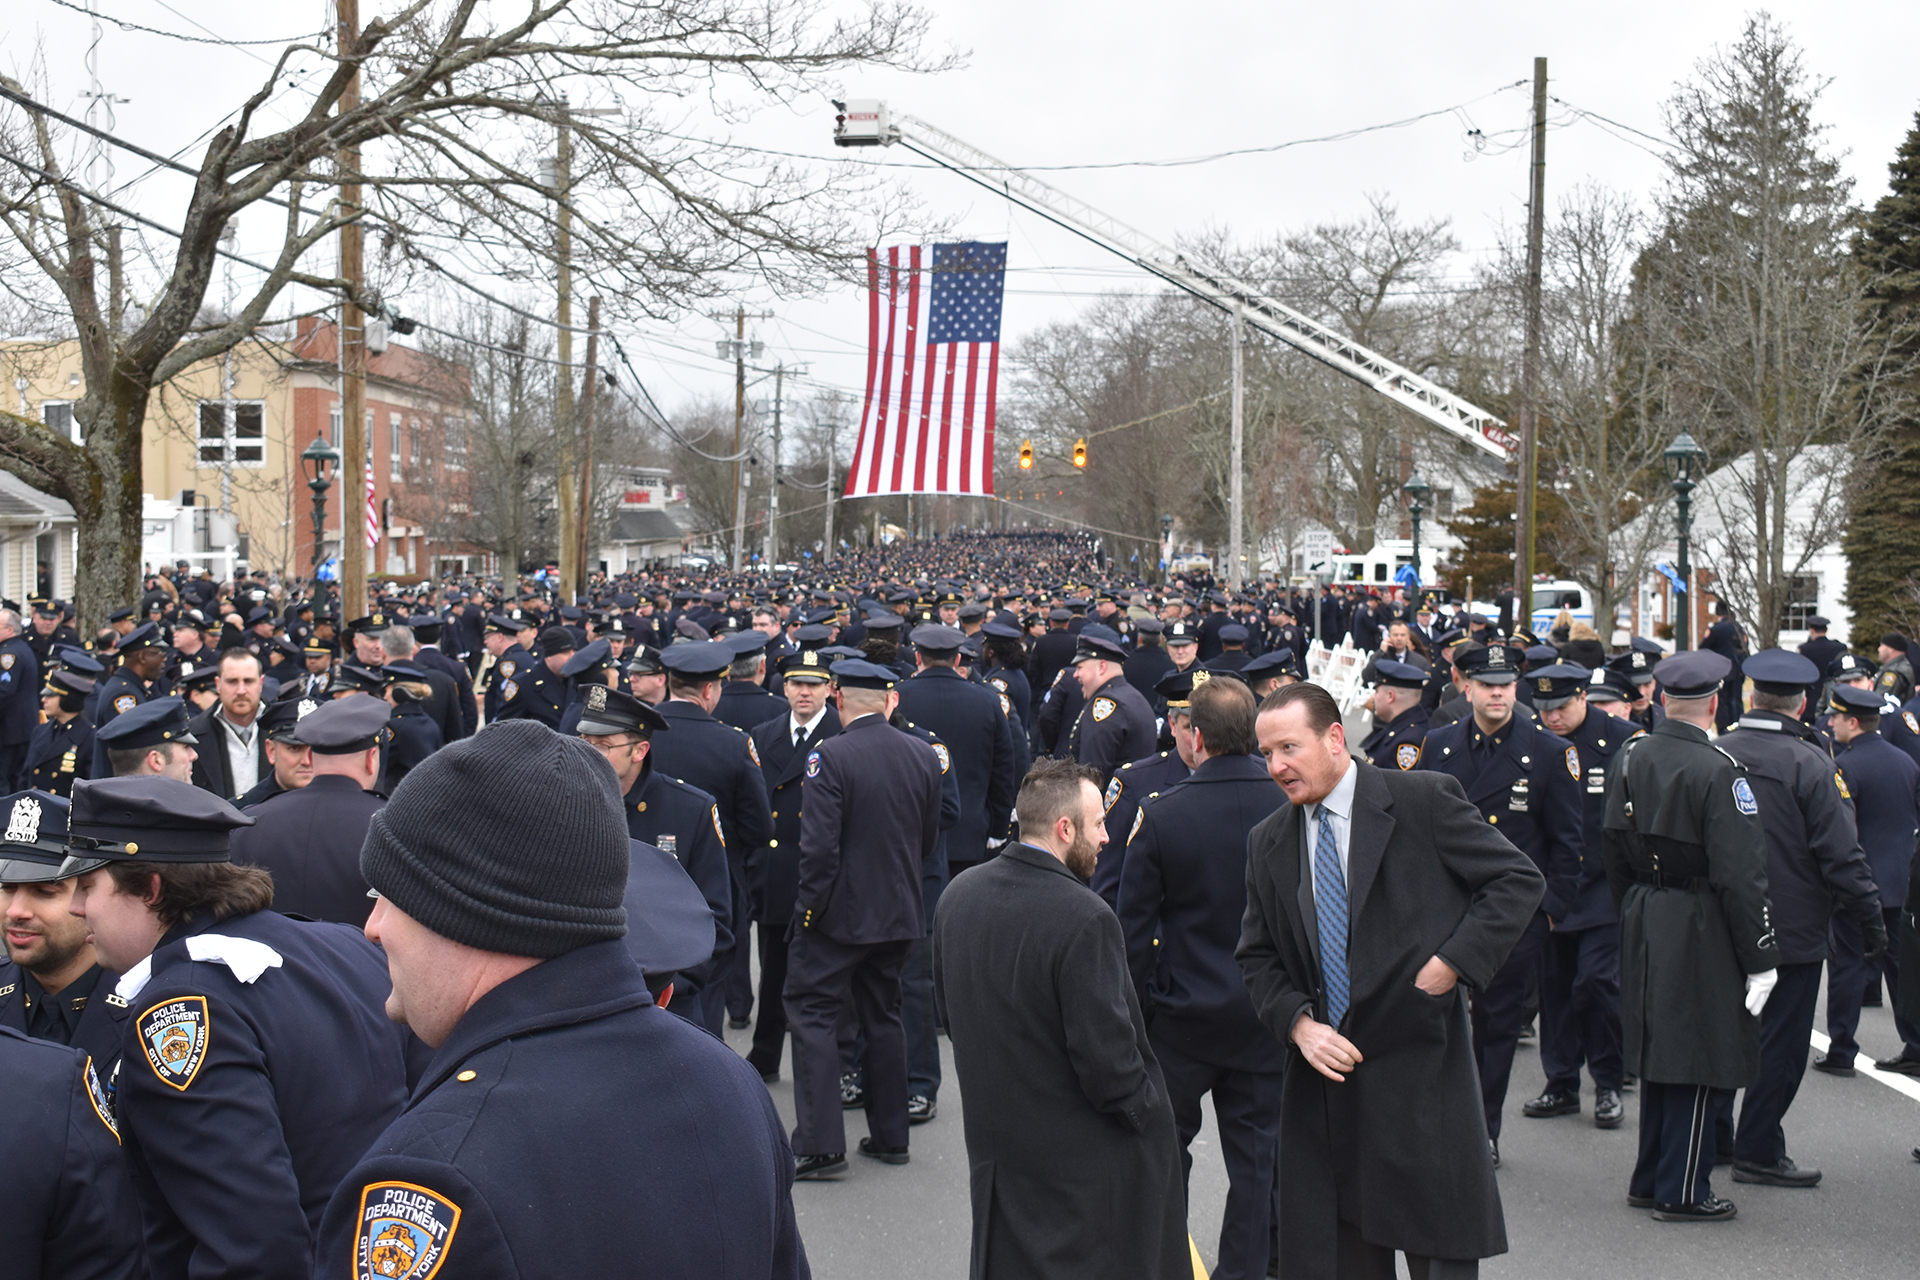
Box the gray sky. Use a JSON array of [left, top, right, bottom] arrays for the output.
[[7, 1, 1919, 442]]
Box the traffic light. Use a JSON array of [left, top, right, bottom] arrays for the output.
[[1072, 437, 1087, 468], [1019, 440, 1034, 469]]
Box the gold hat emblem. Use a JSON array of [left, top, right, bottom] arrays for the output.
[[1192, 669, 1211, 686]]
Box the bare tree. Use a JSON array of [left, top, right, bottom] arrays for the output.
[[0, 0, 945, 626]]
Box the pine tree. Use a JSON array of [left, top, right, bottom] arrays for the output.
[[1438, 479, 1570, 599], [1844, 110, 1920, 647]]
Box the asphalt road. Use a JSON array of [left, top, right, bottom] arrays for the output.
[[724, 989, 1920, 1279]]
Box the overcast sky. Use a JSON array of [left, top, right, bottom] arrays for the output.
[[7, 1, 1920, 444]]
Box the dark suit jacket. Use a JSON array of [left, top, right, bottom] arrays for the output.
[[413, 645, 477, 738], [186, 706, 270, 802], [895, 667, 1016, 866], [747, 706, 841, 923], [1237, 764, 1543, 1270]]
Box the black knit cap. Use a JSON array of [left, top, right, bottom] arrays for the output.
[[360, 720, 628, 958]]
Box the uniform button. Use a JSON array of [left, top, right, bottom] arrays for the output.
[[456, 1070, 478, 1082], [636, 801, 647, 812], [771, 810, 779, 818], [769, 839, 778, 848], [1488, 815, 1499, 824], [1521, 756, 1530, 765]]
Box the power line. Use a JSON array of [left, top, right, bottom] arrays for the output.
[[40, 0, 322, 47]]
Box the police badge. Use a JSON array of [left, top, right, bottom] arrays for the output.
[[1395, 743, 1420, 771], [137, 996, 210, 1091], [586, 685, 608, 712], [4, 794, 41, 844], [355, 1181, 461, 1280]]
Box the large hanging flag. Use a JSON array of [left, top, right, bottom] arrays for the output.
[[844, 241, 1006, 498]]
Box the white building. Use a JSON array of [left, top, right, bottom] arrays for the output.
[[595, 467, 692, 573], [0, 472, 77, 604]]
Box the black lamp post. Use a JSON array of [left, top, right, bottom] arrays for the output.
[[301, 435, 341, 572], [1663, 431, 1709, 650], [1403, 470, 1432, 594]]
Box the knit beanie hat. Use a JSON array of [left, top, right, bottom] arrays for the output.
[[360, 720, 627, 957]]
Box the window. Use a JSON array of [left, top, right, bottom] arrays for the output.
[[1435, 488, 1454, 520], [41, 401, 78, 444], [1783, 575, 1821, 631], [389, 413, 402, 481], [329, 406, 342, 447], [446, 417, 467, 471], [196, 401, 264, 466], [409, 418, 421, 468]]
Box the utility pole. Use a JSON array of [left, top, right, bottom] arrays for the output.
[[823, 400, 838, 564], [575, 295, 601, 600], [731, 307, 746, 570], [1229, 300, 1245, 591], [337, 0, 367, 613], [1513, 56, 1548, 631], [763, 362, 791, 568]]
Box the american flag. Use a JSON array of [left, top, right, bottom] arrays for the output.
[[365, 459, 381, 549], [844, 241, 1006, 498]]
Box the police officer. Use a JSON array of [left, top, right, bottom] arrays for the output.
[[1115, 675, 1284, 1280], [744, 650, 840, 1081], [555, 638, 617, 737], [576, 685, 734, 1035], [1358, 659, 1431, 771], [979, 620, 1034, 736], [296, 637, 337, 700], [714, 630, 789, 730], [1417, 641, 1584, 1164], [0, 607, 39, 790], [1091, 665, 1200, 909], [403, 614, 477, 739], [1240, 647, 1296, 702], [653, 641, 775, 1036], [1067, 625, 1157, 787], [628, 643, 667, 706], [897, 624, 1017, 880], [496, 627, 572, 727], [317, 722, 807, 1279], [1823, 682, 1920, 1077], [1521, 663, 1638, 1131], [65, 774, 411, 1277], [1797, 616, 1845, 696], [23, 597, 79, 670], [478, 614, 534, 723], [1123, 617, 1175, 701], [96, 697, 199, 781], [1608, 645, 1666, 732], [228, 694, 390, 926], [28, 670, 93, 798], [0, 791, 127, 1068], [786, 660, 945, 1178], [90, 622, 167, 779], [1601, 650, 1779, 1220], [1711, 653, 1882, 1186], [379, 665, 444, 789], [233, 688, 316, 810]]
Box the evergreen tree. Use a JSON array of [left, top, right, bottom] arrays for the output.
[[1438, 479, 1570, 599], [1844, 110, 1920, 647]]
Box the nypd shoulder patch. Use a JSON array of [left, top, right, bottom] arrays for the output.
[[113, 694, 137, 715], [1835, 770, 1852, 801], [1732, 778, 1759, 816], [355, 1180, 461, 1280], [83, 1056, 118, 1140], [933, 743, 951, 774], [747, 737, 761, 767], [1103, 775, 1124, 812], [805, 750, 821, 779], [499, 679, 518, 701], [498, 660, 516, 679], [137, 995, 210, 1091], [1906, 711, 1919, 736], [1092, 697, 1115, 722], [711, 805, 726, 845], [1395, 742, 1420, 771], [1565, 745, 1580, 781], [1129, 806, 1145, 843]]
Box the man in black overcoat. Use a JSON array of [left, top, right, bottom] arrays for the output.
[[1237, 683, 1544, 1279]]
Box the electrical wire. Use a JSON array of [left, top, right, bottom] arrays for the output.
[[40, 0, 322, 47]]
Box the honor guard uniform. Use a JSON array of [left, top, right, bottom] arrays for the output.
[[1601, 650, 1779, 1220], [576, 685, 735, 1032], [1090, 664, 1197, 910], [0, 1020, 144, 1280], [652, 641, 775, 1035], [89, 623, 164, 779], [479, 614, 534, 723], [1519, 664, 1638, 1131], [27, 670, 94, 797], [1417, 642, 1586, 1160], [1358, 659, 1432, 770], [67, 775, 411, 1278], [1067, 626, 1158, 786], [0, 791, 128, 1069]]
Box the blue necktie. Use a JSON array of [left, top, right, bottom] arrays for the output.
[[1314, 806, 1350, 1029]]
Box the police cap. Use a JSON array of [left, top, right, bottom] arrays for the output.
[[1456, 643, 1519, 684], [43, 669, 92, 700], [484, 613, 523, 636], [1744, 648, 1819, 696], [67, 775, 254, 863], [328, 662, 386, 696], [55, 646, 104, 677], [1165, 621, 1199, 645], [1198, 660, 1250, 686], [560, 638, 613, 678], [1155, 665, 1210, 708], [957, 602, 988, 622], [1133, 618, 1166, 636], [1219, 624, 1250, 644], [861, 612, 904, 633], [116, 622, 164, 653], [980, 620, 1022, 640], [1829, 652, 1877, 682], [658, 640, 734, 680], [910, 623, 964, 653], [623, 838, 717, 979], [575, 685, 670, 737], [1609, 648, 1662, 683], [1372, 658, 1427, 690], [1585, 666, 1635, 704], [722, 630, 770, 658], [259, 688, 320, 742], [1806, 615, 1831, 630], [1070, 624, 1128, 666], [1522, 644, 1562, 667], [96, 697, 197, 751], [290, 692, 391, 753], [302, 636, 338, 658], [1242, 647, 1295, 683], [345, 612, 387, 635], [1653, 649, 1731, 700], [0, 790, 73, 867], [1830, 683, 1886, 717], [626, 644, 665, 677], [778, 648, 833, 684], [1527, 662, 1592, 710], [107, 606, 134, 624], [830, 659, 898, 690], [178, 664, 221, 695]]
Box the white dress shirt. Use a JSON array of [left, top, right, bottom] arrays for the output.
[[789, 705, 828, 746]]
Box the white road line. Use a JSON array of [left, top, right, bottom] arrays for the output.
[[1808, 1030, 1920, 1103]]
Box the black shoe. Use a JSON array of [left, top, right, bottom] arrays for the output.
[[1812, 1052, 1857, 1078], [727, 1016, 751, 1031], [1651, 1196, 1737, 1222], [1489, 1139, 1500, 1169], [1912, 1146, 1920, 1163], [1874, 1054, 1920, 1077], [794, 1152, 847, 1180], [1627, 1193, 1655, 1209], [1732, 1156, 1821, 1187], [1595, 1089, 1625, 1129], [1863, 983, 1884, 1008], [1521, 1088, 1580, 1118], [858, 1137, 910, 1165], [1518, 1021, 1537, 1042], [907, 1094, 937, 1125], [840, 1074, 865, 1109]]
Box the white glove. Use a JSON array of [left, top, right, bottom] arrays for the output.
[[1744, 969, 1778, 1018]]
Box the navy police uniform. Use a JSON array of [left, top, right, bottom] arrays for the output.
[[1092, 749, 1189, 909], [623, 764, 733, 1021], [1068, 627, 1158, 785], [1417, 643, 1585, 1146], [0, 627, 40, 788], [316, 941, 807, 1279], [90, 637, 158, 778], [895, 627, 1018, 875], [1358, 660, 1431, 771], [26, 684, 93, 798]]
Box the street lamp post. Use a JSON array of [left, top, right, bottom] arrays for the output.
[[1663, 431, 1709, 650], [1403, 470, 1432, 599], [301, 435, 342, 575], [1159, 512, 1173, 583]]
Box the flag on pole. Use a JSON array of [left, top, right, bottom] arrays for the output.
[[365, 459, 381, 549], [844, 241, 1006, 498]]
